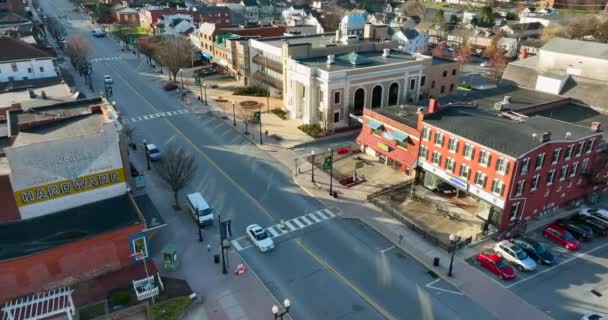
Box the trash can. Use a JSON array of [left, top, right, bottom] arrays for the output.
[[332, 191, 338, 198], [433, 257, 440, 267], [214, 254, 220, 264]]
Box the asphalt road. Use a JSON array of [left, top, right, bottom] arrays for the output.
[[39, 2, 494, 319]]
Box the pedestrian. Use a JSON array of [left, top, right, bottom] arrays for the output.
[[398, 234, 404, 245], [207, 244, 211, 253]]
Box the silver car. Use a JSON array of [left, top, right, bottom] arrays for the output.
[[494, 240, 537, 271], [145, 144, 161, 161]]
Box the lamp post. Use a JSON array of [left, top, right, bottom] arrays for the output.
[[203, 83, 208, 105], [218, 214, 228, 274], [310, 150, 316, 183], [143, 139, 150, 170], [271, 299, 291, 320], [179, 68, 184, 89], [447, 233, 460, 277], [328, 148, 333, 196], [232, 101, 237, 126], [258, 103, 263, 145], [197, 208, 203, 242]]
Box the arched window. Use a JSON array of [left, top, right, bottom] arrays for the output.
[[388, 83, 399, 105], [353, 88, 365, 115], [371, 85, 382, 109]]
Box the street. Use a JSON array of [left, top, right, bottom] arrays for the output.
[[38, 1, 495, 319]]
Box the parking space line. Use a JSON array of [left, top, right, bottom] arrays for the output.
[[380, 246, 395, 254], [506, 240, 608, 288], [231, 239, 244, 251], [425, 279, 464, 295]]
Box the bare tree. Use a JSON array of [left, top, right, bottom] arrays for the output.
[[156, 37, 194, 82], [489, 50, 508, 84], [156, 144, 198, 209], [431, 41, 449, 58], [64, 34, 92, 71], [137, 37, 157, 64], [400, 0, 425, 18], [455, 43, 473, 69]]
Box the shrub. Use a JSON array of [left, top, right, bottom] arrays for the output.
[[457, 82, 473, 90], [150, 296, 192, 320], [233, 86, 268, 97], [270, 108, 288, 120], [109, 289, 132, 307], [298, 124, 325, 138]]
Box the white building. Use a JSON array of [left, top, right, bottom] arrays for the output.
[[284, 49, 430, 131], [0, 37, 58, 83], [156, 13, 196, 36], [282, 7, 324, 34], [391, 28, 428, 53], [340, 13, 367, 38]]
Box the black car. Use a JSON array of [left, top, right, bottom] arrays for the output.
[[571, 214, 608, 236], [555, 219, 594, 240], [435, 183, 457, 195], [512, 237, 555, 265]]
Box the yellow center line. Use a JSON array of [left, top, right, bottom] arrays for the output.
[[296, 239, 398, 320]]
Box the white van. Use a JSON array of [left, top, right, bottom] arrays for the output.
[[186, 192, 214, 226]]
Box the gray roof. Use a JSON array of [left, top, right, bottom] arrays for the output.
[[133, 194, 166, 231], [375, 104, 423, 128], [401, 28, 419, 39], [525, 100, 608, 128], [297, 49, 420, 71], [0, 195, 140, 260], [541, 37, 608, 61], [424, 107, 599, 157]]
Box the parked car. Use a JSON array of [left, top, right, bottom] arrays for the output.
[[581, 312, 608, 320], [434, 182, 457, 195], [163, 82, 178, 91], [543, 224, 580, 250], [571, 214, 608, 236], [511, 237, 555, 265], [476, 251, 516, 280], [579, 207, 608, 221], [145, 144, 161, 161], [555, 218, 594, 241], [104, 75, 113, 84], [494, 240, 537, 271], [246, 224, 274, 252]]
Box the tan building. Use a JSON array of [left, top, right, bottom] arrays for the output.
[[420, 57, 461, 99]]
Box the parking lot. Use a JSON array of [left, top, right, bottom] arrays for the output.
[[467, 226, 608, 319]]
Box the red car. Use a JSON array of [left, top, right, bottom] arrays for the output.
[[543, 224, 581, 251], [476, 251, 516, 280]]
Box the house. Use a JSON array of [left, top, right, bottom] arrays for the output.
[[500, 22, 543, 38], [155, 13, 196, 36], [389, 15, 419, 29], [257, 0, 274, 23], [392, 28, 429, 53], [543, 0, 607, 10], [114, 6, 140, 26], [518, 7, 561, 26], [191, 5, 232, 26], [0, 37, 58, 83], [498, 37, 518, 58], [0, 11, 33, 34], [420, 57, 461, 99], [519, 38, 544, 56], [462, 11, 479, 25], [340, 14, 367, 39], [240, 0, 260, 23], [0, 0, 25, 13], [415, 22, 445, 45], [282, 6, 324, 34]]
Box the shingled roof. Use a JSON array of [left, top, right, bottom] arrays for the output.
[[0, 37, 50, 62]]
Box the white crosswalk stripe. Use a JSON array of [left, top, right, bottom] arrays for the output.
[[231, 208, 337, 251], [130, 109, 190, 123], [90, 56, 124, 62]]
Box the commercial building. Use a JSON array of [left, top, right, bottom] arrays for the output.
[[0, 98, 164, 308], [357, 87, 608, 235], [0, 37, 59, 83]]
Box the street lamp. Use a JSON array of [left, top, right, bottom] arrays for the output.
[[328, 148, 334, 196], [179, 68, 184, 89], [311, 150, 316, 183], [143, 139, 151, 170], [197, 207, 203, 242], [271, 299, 291, 320], [203, 83, 208, 105], [232, 101, 237, 126], [447, 233, 461, 277], [258, 103, 263, 145]]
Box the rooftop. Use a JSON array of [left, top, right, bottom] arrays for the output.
[[253, 32, 336, 48], [0, 195, 141, 261], [296, 49, 422, 72], [0, 37, 51, 62], [373, 104, 423, 128], [424, 107, 599, 157], [540, 37, 608, 61], [0, 83, 77, 109]]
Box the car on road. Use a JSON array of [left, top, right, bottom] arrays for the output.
[[511, 237, 555, 265], [92, 28, 106, 37], [494, 240, 537, 271], [104, 75, 113, 84], [480, 62, 489, 67], [476, 251, 516, 280], [543, 224, 580, 250], [145, 144, 161, 161], [579, 207, 608, 221], [571, 214, 608, 236], [246, 224, 274, 252], [581, 312, 608, 320], [163, 82, 178, 91], [555, 218, 594, 241]]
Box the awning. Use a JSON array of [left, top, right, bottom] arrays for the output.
[[383, 131, 394, 141], [200, 51, 212, 59], [367, 119, 383, 130], [211, 57, 228, 67], [392, 130, 409, 142]]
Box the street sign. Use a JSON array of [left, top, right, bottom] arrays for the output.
[[323, 156, 332, 170], [194, 77, 201, 85], [253, 111, 261, 121]]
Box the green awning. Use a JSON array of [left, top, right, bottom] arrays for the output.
[[367, 119, 383, 130], [392, 130, 409, 142]]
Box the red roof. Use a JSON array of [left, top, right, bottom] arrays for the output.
[[222, 26, 286, 38], [356, 129, 418, 168]]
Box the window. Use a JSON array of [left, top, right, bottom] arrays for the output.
[[463, 144, 474, 160], [586, 139, 595, 153], [565, 145, 574, 159], [459, 164, 471, 179], [410, 78, 416, 90], [478, 150, 491, 167], [520, 158, 530, 175], [444, 158, 455, 172], [431, 80, 435, 89], [421, 76, 426, 86], [452, 69, 456, 75], [576, 142, 584, 156], [570, 162, 578, 177], [443, 70, 447, 77], [11, 63, 17, 72], [447, 137, 458, 153], [535, 153, 545, 170], [515, 180, 525, 196], [474, 172, 487, 188], [434, 131, 444, 146], [510, 202, 521, 221], [440, 85, 445, 94], [496, 157, 509, 175], [449, 84, 454, 92], [420, 145, 429, 159], [582, 158, 590, 173], [333, 112, 340, 123], [530, 174, 540, 191], [551, 148, 561, 163], [491, 179, 505, 196], [39, 67, 44, 72], [559, 165, 568, 180], [431, 151, 442, 166], [421, 127, 431, 140], [334, 91, 340, 104], [27, 67, 32, 73], [546, 169, 555, 186]]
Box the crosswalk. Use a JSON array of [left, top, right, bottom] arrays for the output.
[[231, 208, 337, 251], [129, 109, 190, 123], [90, 56, 123, 62]]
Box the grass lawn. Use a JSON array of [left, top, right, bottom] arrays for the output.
[[79, 302, 106, 320], [150, 296, 193, 320]]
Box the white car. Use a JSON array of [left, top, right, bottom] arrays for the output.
[[104, 75, 113, 84], [494, 240, 536, 271], [145, 144, 161, 161], [246, 224, 274, 252], [581, 312, 608, 320], [480, 62, 489, 67], [579, 207, 608, 221]]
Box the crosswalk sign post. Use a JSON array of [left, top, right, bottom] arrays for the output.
[[253, 111, 261, 122], [194, 77, 200, 85], [323, 156, 332, 170]]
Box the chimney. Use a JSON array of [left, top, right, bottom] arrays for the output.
[[382, 48, 390, 57], [591, 121, 601, 132], [542, 131, 551, 142], [428, 99, 440, 113], [327, 54, 335, 64]]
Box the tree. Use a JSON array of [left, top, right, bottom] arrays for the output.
[[434, 9, 445, 27], [541, 24, 566, 42], [489, 50, 508, 84], [478, 6, 493, 27], [564, 15, 599, 40], [399, 0, 425, 18], [470, 16, 479, 27], [455, 43, 473, 69], [137, 37, 157, 64], [64, 34, 92, 71], [449, 14, 459, 27], [156, 37, 194, 82], [156, 144, 197, 209], [595, 18, 608, 43], [432, 41, 448, 58], [46, 17, 66, 41]]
